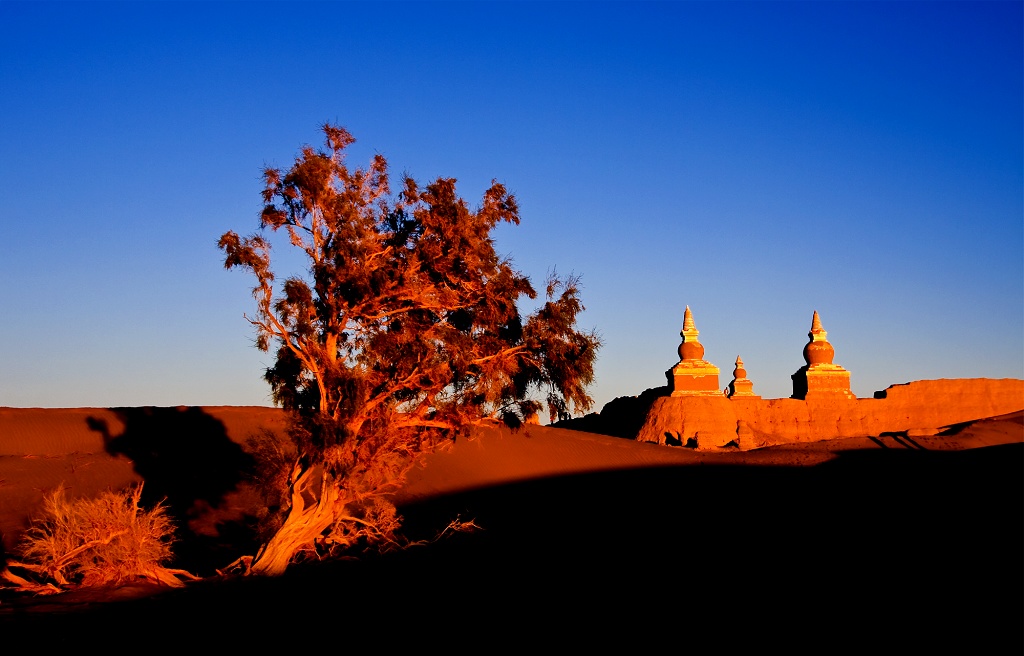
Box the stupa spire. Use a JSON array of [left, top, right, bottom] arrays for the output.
[[682, 305, 696, 332]]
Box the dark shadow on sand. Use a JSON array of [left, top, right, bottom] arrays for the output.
[[4, 443, 1021, 650]]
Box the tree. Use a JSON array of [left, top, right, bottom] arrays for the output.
[[219, 124, 600, 576]]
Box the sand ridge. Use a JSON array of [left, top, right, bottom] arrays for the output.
[[2, 406, 1020, 553]]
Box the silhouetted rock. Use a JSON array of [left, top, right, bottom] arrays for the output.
[[554, 386, 669, 439]]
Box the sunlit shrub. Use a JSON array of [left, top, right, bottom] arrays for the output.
[[19, 484, 181, 587]]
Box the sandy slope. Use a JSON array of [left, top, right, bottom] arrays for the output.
[[396, 410, 1024, 504], [1, 407, 1020, 552], [0, 407, 1020, 650]]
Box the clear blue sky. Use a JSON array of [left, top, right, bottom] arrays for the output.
[[2, 1, 1021, 412]]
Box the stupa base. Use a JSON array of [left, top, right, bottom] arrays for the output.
[[792, 365, 855, 400], [667, 362, 721, 397]]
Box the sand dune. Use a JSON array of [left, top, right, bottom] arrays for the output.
[[396, 410, 1024, 502], [1, 406, 1020, 552], [0, 406, 1020, 648]]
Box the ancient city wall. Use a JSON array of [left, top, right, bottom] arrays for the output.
[[636, 378, 1024, 450]]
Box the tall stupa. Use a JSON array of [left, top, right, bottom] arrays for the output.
[[791, 311, 855, 400], [667, 306, 722, 396]]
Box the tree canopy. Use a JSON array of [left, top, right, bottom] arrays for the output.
[[218, 124, 600, 574]]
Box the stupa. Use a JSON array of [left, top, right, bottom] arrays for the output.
[[791, 311, 855, 400], [726, 355, 761, 399], [667, 306, 721, 396]]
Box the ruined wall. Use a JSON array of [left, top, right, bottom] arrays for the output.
[[636, 378, 1024, 450]]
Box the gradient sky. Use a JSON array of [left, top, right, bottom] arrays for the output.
[[2, 1, 1021, 413]]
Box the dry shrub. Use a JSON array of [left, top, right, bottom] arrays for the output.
[[17, 484, 190, 588], [323, 496, 403, 554]]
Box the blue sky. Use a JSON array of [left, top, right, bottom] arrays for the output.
[[1, 1, 1021, 412]]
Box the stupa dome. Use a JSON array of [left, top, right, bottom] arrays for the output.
[[802, 310, 835, 365]]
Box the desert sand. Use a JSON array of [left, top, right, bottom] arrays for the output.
[[0, 405, 1020, 649]]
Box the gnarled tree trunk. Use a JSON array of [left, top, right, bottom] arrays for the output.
[[250, 465, 344, 577]]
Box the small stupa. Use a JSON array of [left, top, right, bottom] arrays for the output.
[[667, 306, 721, 396], [726, 355, 761, 399], [791, 311, 855, 400]]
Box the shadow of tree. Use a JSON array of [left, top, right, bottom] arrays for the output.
[[86, 407, 258, 572]]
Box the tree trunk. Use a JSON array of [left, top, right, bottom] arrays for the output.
[[249, 465, 344, 577]]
